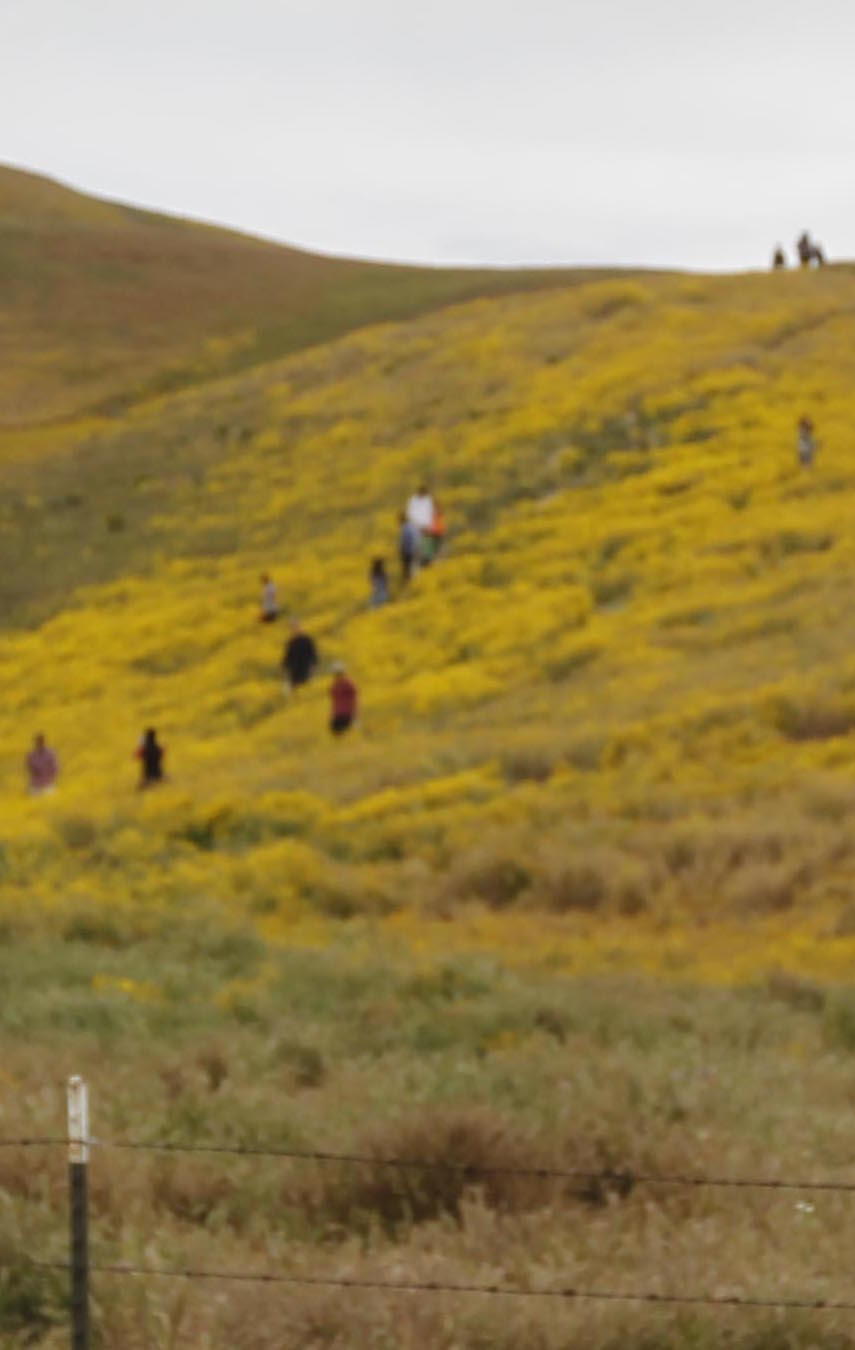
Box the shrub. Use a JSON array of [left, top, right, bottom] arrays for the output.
[[773, 697, 855, 743], [564, 734, 606, 771], [500, 746, 554, 783], [825, 992, 855, 1051], [62, 904, 135, 948], [298, 1108, 537, 1234], [591, 574, 633, 609], [56, 814, 98, 850], [546, 642, 601, 682], [272, 1038, 326, 1089], [726, 861, 798, 915], [767, 971, 825, 1013], [0, 1258, 66, 1337], [451, 852, 532, 910], [151, 1158, 232, 1224], [537, 855, 608, 913]]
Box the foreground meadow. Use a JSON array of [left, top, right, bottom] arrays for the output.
[[4, 921, 855, 1349], [3, 260, 855, 1343]]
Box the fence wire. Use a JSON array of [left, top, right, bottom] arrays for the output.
[[6, 1134, 855, 1195], [14, 1258, 855, 1312]]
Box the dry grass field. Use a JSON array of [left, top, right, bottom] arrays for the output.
[[3, 169, 855, 1345]]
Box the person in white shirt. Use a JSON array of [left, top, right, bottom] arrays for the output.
[[406, 484, 435, 535], [259, 573, 279, 623]]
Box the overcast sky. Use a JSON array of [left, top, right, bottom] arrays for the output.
[[4, 0, 854, 270]]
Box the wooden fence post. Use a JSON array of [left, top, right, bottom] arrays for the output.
[[67, 1076, 90, 1350]]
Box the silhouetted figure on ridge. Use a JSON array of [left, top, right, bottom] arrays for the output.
[[797, 231, 826, 268]]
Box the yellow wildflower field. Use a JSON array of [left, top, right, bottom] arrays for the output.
[[3, 264, 855, 981]]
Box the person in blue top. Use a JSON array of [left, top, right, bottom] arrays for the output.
[[399, 513, 419, 583], [370, 558, 390, 607]]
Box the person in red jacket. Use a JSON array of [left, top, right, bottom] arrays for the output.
[[329, 663, 358, 735]]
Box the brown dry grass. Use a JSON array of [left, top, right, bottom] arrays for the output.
[[0, 926, 854, 1347]]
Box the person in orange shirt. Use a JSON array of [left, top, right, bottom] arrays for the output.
[[422, 499, 447, 564]]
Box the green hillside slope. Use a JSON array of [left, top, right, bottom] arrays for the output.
[[0, 164, 603, 426]]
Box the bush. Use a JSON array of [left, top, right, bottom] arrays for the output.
[[546, 642, 601, 682], [297, 1108, 538, 1234], [62, 904, 135, 947], [451, 851, 532, 910], [767, 971, 825, 1013], [0, 1259, 66, 1337], [272, 1038, 326, 1089], [56, 814, 99, 850], [825, 992, 855, 1051], [151, 1158, 232, 1224], [726, 861, 798, 915], [773, 697, 855, 743], [537, 855, 608, 913], [500, 746, 554, 783]]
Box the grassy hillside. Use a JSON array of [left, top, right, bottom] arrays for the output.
[[4, 240, 855, 1345], [0, 164, 597, 426], [2, 264, 855, 975]]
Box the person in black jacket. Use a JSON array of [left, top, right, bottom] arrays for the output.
[[282, 620, 318, 690], [136, 728, 165, 788]]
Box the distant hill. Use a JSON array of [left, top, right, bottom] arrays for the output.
[[0, 164, 612, 425]]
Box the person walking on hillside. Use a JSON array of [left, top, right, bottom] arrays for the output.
[[772, 245, 787, 270], [283, 619, 318, 690], [399, 512, 420, 583], [136, 728, 165, 789], [370, 558, 390, 608], [421, 498, 447, 565], [26, 733, 58, 795], [259, 573, 279, 623], [797, 231, 826, 268], [797, 415, 817, 468], [407, 483, 435, 536], [329, 663, 358, 735]]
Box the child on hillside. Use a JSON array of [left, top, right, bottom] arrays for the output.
[[329, 664, 358, 735], [370, 558, 390, 607]]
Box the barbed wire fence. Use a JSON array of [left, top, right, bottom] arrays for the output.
[[11, 1077, 855, 1348]]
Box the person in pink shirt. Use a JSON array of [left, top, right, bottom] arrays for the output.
[[27, 733, 59, 795]]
